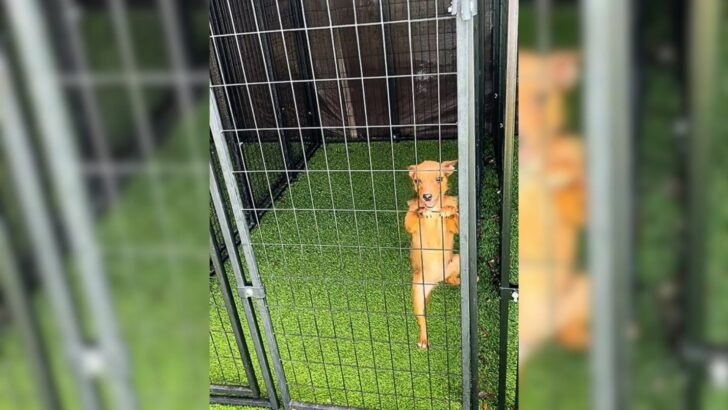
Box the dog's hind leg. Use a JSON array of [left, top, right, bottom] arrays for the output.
[[412, 271, 436, 349], [444, 254, 461, 285]]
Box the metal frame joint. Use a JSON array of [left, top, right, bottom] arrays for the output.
[[239, 285, 265, 300], [449, 0, 478, 20]]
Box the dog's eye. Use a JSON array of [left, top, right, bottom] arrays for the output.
[[414, 178, 421, 184], [435, 176, 442, 183]]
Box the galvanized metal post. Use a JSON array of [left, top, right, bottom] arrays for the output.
[[584, 0, 633, 408], [498, 1, 518, 409], [455, 0, 479, 408], [210, 90, 292, 409]]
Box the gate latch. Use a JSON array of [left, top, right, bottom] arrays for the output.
[[239, 286, 265, 299]]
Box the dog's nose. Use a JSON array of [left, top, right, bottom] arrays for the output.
[[422, 193, 433, 201]]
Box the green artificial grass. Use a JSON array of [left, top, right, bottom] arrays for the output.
[[210, 138, 518, 409]]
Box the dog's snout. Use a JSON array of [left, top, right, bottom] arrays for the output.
[[422, 193, 433, 201]]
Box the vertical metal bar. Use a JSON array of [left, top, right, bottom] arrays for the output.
[[5, 0, 136, 405], [0, 219, 60, 410], [1, 30, 95, 410], [497, 1, 518, 409], [210, 91, 292, 409], [380, 1, 401, 137], [288, 0, 321, 131], [455, 1, 479, 409], [54, 0, 126, 219], [210, 228, 261, 397], [686, 0, 720, 406], [210, 163, 280, 409], [492, 0, 506, 187], [251, 0, 294, 175], [156, 0, 206, 197], [584, 0, 633, 409]]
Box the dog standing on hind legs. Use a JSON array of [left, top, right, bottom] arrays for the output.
[[405, 160, 460, 349]]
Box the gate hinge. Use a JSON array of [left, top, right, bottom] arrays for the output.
[[449, 0, 478, 19], [239, 285, 265, 299]]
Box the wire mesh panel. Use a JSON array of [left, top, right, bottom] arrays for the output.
[[209, 0, 473, 408]]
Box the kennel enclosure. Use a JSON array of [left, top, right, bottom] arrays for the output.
[[209, 0, 518, 409]]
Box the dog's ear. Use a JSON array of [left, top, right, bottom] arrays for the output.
[[441, 160, 457, 176], [549, 51, 580, 90], [408, 165, 417, 179]]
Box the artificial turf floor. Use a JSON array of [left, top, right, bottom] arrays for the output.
[[210, 138, 518, 409]]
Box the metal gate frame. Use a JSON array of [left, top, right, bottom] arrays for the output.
[[209, 161, 284, 408], [208, 1, 518, 409]]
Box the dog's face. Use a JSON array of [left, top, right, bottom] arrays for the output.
[[408, 160, 457, 209], [518, 51, 580, 146]]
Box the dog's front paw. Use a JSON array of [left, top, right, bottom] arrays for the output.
[[418, 208, 434, 219], [440, 206, 458, 218], [417, 338, 429, 350]]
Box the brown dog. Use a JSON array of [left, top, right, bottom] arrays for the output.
[[404, 160, 460, 349], [518, 50, 590, 363]]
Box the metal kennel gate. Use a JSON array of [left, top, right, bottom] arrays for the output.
[[209, 0, 517, 409]]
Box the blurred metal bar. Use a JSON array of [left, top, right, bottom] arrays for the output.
[[497, 1, 518, 409], [536, 0, 551, 52], [0, 51, 99, 409], [3, 0, 136, 408], [156, 0, 206, 196], [584, 0, 633, 409], [686, 0, 720, 405], [455, 0, 479, 408], [0, 218, 60, 410]]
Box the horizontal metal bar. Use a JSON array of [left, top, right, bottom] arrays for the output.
[[225, 241, 457, 253], [210, 15, 457, 38], [211, 72, 457, 87], [229, 169, 455, 174], [210, 395, 272, 408], [232, 207, 448, 213], [247, 304, 463, 319], [289, 401, 361, 410], [285, 385, 458, 403], [224, 123, 459, 132], [210, 384, 257, 397], [59, 71, 209, 86], [100, 242, 468, 258]]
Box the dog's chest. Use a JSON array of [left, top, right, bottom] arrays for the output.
[[412, 216, 449, 248]]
